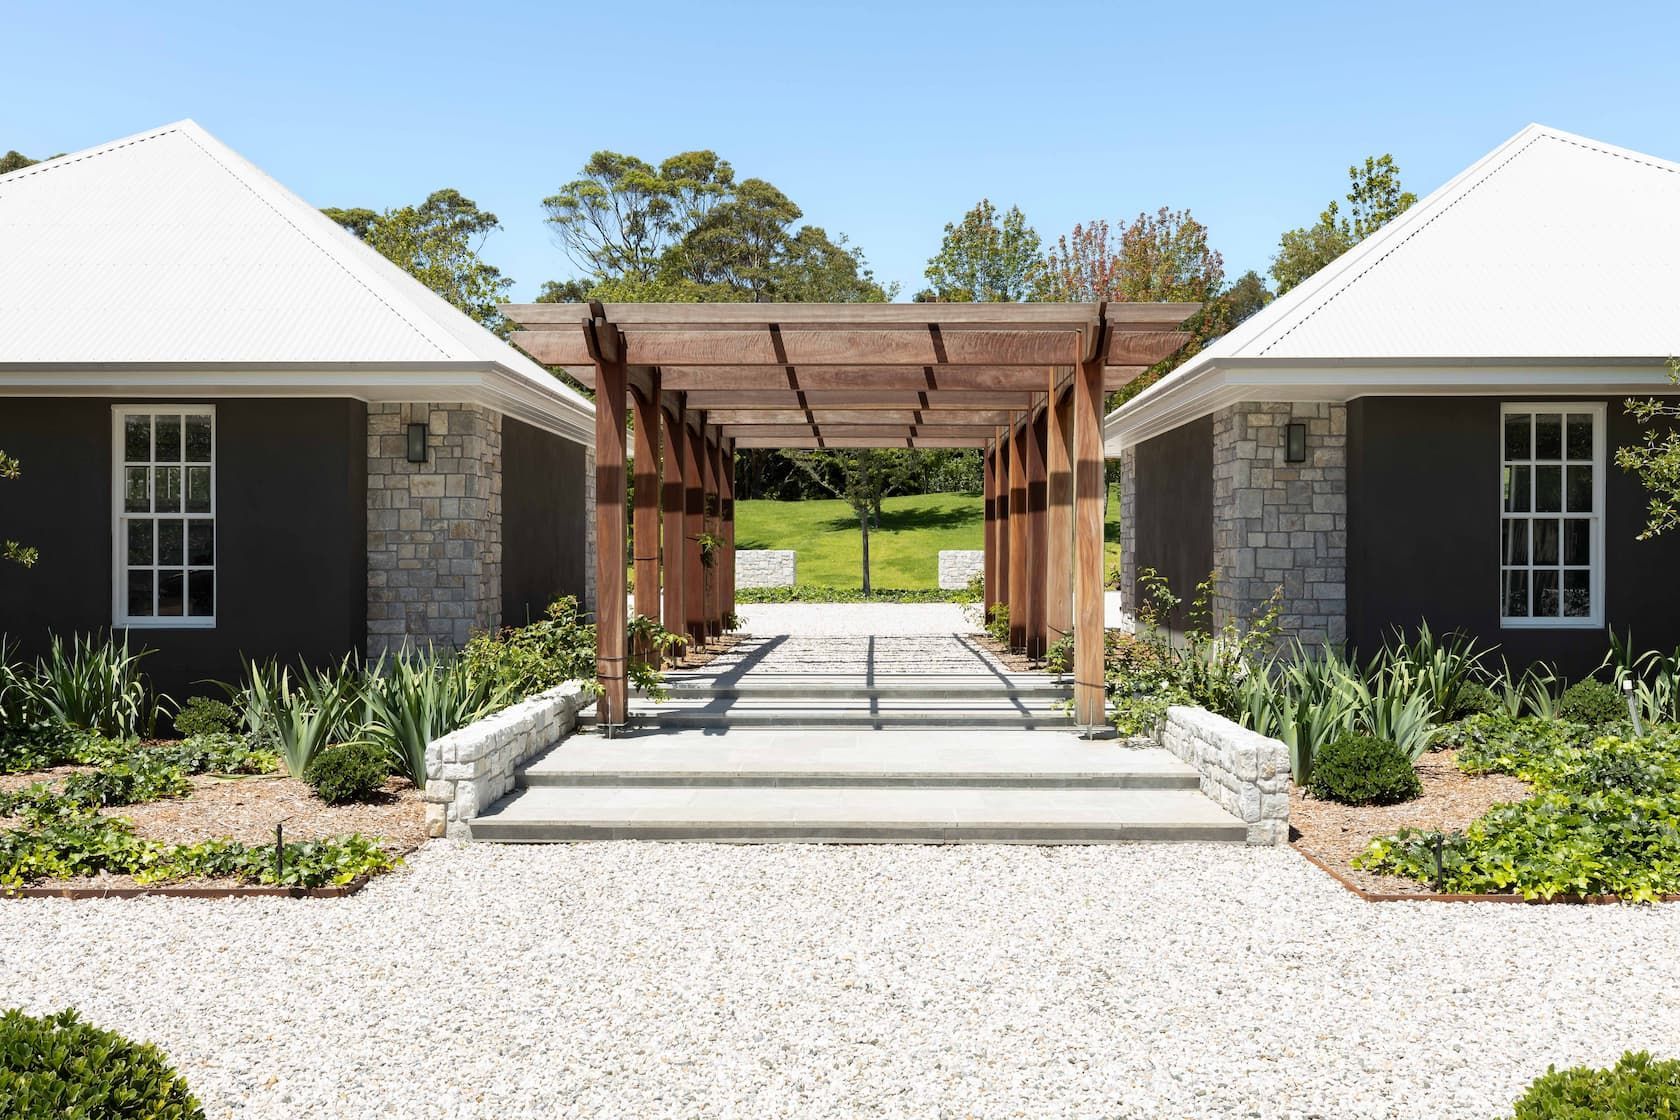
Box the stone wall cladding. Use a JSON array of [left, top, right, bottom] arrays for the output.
[[1157, 705, 1290, 845], [423, 680, 595, 839], [735, 549, 796, 588], [367, 402, 502, 654], [1211, 401, 1347, 645], [1118, 448, 1137, 612], [937, 549, 984, 590]]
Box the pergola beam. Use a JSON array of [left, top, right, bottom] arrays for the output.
[[706, 408, 1015, 426]]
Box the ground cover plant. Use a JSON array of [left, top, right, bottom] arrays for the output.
[[0, 1007, 205, 1119], [1503, 1050, 1680, 1118]]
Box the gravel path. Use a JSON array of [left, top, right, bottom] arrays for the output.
[[3, 842, 1677, 1119], [737, 601, 980, 636]]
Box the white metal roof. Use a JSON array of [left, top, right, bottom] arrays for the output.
[[0, 120, 593, 443], [1107, 124, 1680, 451]]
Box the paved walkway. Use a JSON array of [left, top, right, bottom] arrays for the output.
[[4, 843, 1674, 1118], [692, 632, 1011, 678], [735, 601, 981, 637]]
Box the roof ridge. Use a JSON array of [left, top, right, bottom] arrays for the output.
[[171, 124, 456, 360], [0, 122, 185, 187], [1537, 125, 1680, 178], [1256, 130, 1548, 357]]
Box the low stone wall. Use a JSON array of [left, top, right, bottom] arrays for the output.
[[423, 680, 595, 839], [736, 549, 796, 588], [937, 549, 984, 590], [1156, 705, 1290, 845]]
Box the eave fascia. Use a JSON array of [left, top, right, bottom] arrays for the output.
[[1103, 357, 1678, 455], [0, 362, 596, 446]]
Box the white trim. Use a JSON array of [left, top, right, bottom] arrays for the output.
[[1104, 360, 1678, 453], [111, 404, 218, 630], [1496, 402, 1605, 630]]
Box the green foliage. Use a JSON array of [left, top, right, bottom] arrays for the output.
[[922, 198, 1043, 302], [27, 632, 161, 738], [986, 602, 1011, 646], [58, 752, 192, 808], [1305, 734, 1422, 805], [362, 649, 505, 786], [159, 733, 277, 777], [172, 696, 238, 738], [324, 189, 514, 335], [0, 723, 94, 775], [1505, 1051, 1680, 1119], [1360, 721, 1680, 900], [1558, 679, 1627, 727], [1045, 635, 1075, 675], [1271, 154, 1417, 294], [239, 656, 362, 778], [0, 1007, 204, 1119], [735, 585, 972, 605], [1, 448, 37, 568], [303, 742, 389, 806], [1602, 628, 1680, 725], [461, 595, 597, 700], [1450, 680, 1501, 719], [1616, 359, 1680, 540]]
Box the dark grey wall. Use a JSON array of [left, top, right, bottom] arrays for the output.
[[0, 397, 366, 702], [1132, 414, 1214, 626], [1347, 396, 1680, 677], [501, 416, 588, 627]]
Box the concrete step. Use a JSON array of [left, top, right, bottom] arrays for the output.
[[646, 674, 1071, 702], [469, 785, 1247, 844], [519, 731, 1196, 789], [580, 698, 1077, 731]]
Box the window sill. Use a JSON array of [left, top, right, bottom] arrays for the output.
[[1498, 618, 1601, 631], [115, 618, 217, 631]]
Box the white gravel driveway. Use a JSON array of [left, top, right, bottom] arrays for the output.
[[3, 842, 1677, 1119]]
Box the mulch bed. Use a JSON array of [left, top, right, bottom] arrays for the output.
[[1289, 748, 1530, 896], [671, 632, 748, 669], [970, 633, 1051, 673], [1, 766, 424, 896]]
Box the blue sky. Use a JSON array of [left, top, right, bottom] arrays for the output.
[[8, 0, 1680, 301]]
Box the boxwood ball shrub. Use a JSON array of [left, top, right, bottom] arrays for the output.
[[1305, 734, 1423, 805], [172, 695, 238, 738], [1557, 679, 1626, 726], [1448, 680, 1501, 719], [303, 741, 388, 805], [1505, 1050, 1680, 1119], [0, 1007, 205, 1119]]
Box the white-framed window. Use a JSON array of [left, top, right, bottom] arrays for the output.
[[1499, 402, 1604, 628], [112, 406, 216, 628]]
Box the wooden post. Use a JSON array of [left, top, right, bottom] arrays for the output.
[[703, 428, 722, 639], [1045, 382, 1073, 651], [1025, 405, 1048, 660], [660, 394, 687, 651], [995, 429, 1010, 616], [683, 416, 707, 647], [589, 322, 628, 731], [1008, 417, 1028, 650], [630, 372, 661, 649], [720, 437, 736, 628], [982, 446, 997, 617], [1073, 351, 1106, 729]]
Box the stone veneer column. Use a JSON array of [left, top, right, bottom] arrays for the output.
[[366, 402, 502, 654], [1210, 402, 1347, 646], [1118, 447, 1137, 614]]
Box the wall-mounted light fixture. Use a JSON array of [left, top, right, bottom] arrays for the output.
[[406, 423, 429, 464], [1285, 422, 1307, 464]]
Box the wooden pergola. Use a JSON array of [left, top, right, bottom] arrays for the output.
[[502, 301, 1200, 733]]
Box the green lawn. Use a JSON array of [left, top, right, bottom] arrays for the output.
[[734, 493, 981, 589], [733, 486, 1124, 590]]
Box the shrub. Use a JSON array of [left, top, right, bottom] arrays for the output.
[[0, 1007, 204, 1119], [30, 631, 163, 738], [986, 602, 1010, 646], [1305, 734, 1422, 805], [240, 656, 363, 777], [1558, 679, 1626, 727], [1045, 634, 1074, 674], [734, 585, 970, 604], [1505, 1050, 1680, 1118], [173, 696, 238, 738], [58, 752, 192, 808], [461, 595, 595, 699], [162, 733, 278, 776], [362, 650, 504, 785], [1449, 680, 1501, 719], [303, 741, 388, 805]]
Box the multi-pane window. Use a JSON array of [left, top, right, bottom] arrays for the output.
[[1499, 403, 1602, 627], [114, 407, 216, 626]]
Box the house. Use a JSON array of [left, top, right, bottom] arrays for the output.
[[1107, 123, 1680, 676], [0, 121, 595, 700]]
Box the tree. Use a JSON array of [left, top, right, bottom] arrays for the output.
[[0, 150, 62, 175], [922, 200, 1043, 302], [542, 150, 734, 282], [1617, 359, 1680, 539], [324, 189, 515, 335], [781, 450, 919, 593], [1215, 270, 1273, 330], [1271, 154, 1417, 294], [2, 450, 37, 568]]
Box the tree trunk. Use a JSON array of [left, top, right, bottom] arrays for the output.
[[859, 511, 872, 596]]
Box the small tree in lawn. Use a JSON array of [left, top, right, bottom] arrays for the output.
[[1618, 358, 1680, 539], [782, 449, 916, 595], [2, 449, 36, 567]]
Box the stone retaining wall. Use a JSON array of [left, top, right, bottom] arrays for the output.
[[423, 680, 595, 839], [1156, 705, 1290, 845], [937, 549, 984, 590], [736, 549, 796, 588]]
